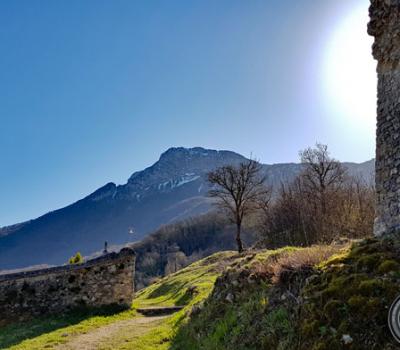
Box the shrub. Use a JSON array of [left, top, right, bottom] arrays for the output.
[[378, 259, 400, 273], [256, 245, 345, 283], [68, 252, 84, 265]]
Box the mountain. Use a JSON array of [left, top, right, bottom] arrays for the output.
[[0, 147, 374, 270]]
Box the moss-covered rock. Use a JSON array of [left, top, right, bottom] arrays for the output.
[[378, 259, 400, 274], [299, 239, 400, 350], [172, 239, 400, 349]]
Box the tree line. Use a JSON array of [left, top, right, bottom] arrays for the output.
[[132, 212, 255, 289], [208, 143, 374, 252]]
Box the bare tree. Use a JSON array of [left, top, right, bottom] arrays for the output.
[[259, 143, 374, 247], [299, 143, 346, 214], [208, 159, 270, 253]]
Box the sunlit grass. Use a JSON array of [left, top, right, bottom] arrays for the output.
[[0, 306, 137, 350], [133, 251, 237, 308], [0, 250, 240, 350]]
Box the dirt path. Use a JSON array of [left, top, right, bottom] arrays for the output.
[[56, 316, 167, 350]]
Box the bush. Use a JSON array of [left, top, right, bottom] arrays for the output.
[[68, 252, 83, 265], [256, 245, 345, 283]]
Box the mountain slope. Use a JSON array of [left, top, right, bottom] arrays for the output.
[[0, 147, 245, 269], [0, 147, 374, 269]]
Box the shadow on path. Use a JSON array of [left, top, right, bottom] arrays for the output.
[[0, 304, 127, 349]]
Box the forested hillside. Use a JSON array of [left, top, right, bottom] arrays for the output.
[[132, 212, 255, 289]]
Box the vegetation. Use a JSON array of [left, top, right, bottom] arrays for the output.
[[132, 143, 373, 291], [0, 305, 135, 349], [299, 143, 346, 215], [0, 251, 244, 350], [0, 144, 382, 350], [133, 251, 239, 309], [208, 158, 270, 253], [171, 244, 345, 349], [258, 144, 374, 247], [2, 239, 400, 349], [173, 239, 400, 350], [68, 252, 83, 265], [298, 238, 400, 350], [132, 212, 256, 289]]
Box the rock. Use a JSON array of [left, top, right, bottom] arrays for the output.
[[342, 334, 353, 345], [187, 285, 199, 295], [190, 302, 204, 316], [226, 293, 234, 303], [305, 274, 320, 286]]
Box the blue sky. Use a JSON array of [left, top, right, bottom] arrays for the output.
[[0, 0, 375, 226]]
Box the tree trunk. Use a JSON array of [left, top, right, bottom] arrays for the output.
[[236, 223, 243, 253]]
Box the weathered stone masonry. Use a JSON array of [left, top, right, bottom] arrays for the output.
[[0, 248, 135, 326], [369, 0, 400, 236]]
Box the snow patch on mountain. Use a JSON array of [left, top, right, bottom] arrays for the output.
[[174, 175, 200, 188]]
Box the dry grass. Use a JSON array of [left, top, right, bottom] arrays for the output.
[[255, 244, 348, 283]]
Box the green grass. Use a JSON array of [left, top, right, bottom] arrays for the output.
[[2, 245, 361, 350], [133, 251, 238, 308], [0, 250, 241, 350], [170, 244, 347, 350], [1, 247, 349, 350], [0, 306, 137, 350], [172, 239, 400, 350], [125, 251, 243, 349], [7, 240, 397, 350]]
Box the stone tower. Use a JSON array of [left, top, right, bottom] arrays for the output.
[[368, 0, 400, 236]]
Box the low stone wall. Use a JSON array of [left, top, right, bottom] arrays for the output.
[[0, 248, 135, 326]]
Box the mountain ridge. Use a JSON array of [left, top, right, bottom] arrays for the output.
[[0, 147, 374, 270]]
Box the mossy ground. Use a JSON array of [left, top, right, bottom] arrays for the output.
[[173, 240, 400, 350], [171, 247, 313, 350], [298, 238, 400, 350]]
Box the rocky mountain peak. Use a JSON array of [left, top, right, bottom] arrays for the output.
[[128, 147, 245, 185], [158, 147, 211, 161], [118, 147, 246, 201], [86, 182, 117, 202]]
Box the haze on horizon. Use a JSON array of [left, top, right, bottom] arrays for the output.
[[0, 0, 375, 226]]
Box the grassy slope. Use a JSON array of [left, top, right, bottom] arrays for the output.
[[171, 245, 337, 350], [0, 251, 241, 350], [3, 240, 398, 350], [173, 239, 400, 350]]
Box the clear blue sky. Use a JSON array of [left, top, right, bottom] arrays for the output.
[[0, 0, 375, 226]]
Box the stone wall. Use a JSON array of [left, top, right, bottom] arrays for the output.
[[368, 0, 400, 236], [0, 248, 135, 326]]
